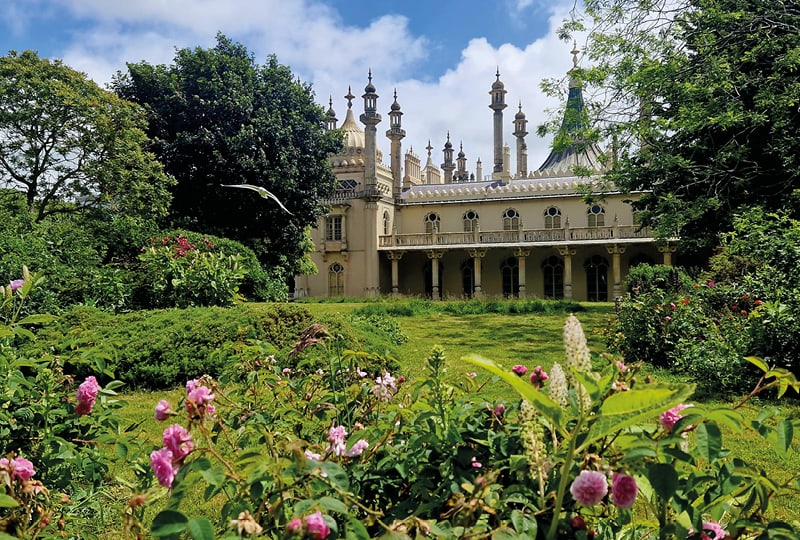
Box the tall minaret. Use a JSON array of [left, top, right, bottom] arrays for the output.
[[360, 70, 381, 189], [456, 143, 467, 182], [441, 132, 455, 183], [476, 158, 483, 182], [386, 89, 405, 198], [513, 102, 528, 178], [325, 96, 337, 131], [489, 68, 507, 177]]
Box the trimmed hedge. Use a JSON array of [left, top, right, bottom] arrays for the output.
[[24, 304, 402, 389]]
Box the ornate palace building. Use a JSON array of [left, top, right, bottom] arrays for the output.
[[294, 51, 674, 301]]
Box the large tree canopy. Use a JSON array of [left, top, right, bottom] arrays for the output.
[[112, 34, 342, 274], [0, 50, 173, 223], [569, 0, 800, 255]]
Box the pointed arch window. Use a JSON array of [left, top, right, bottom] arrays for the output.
[[424, 213, 440, 233], [542, 256, 564, 299], [544, 206, 562, 229], [501, 257, 519, 298], [461, 259, 475, 298], [463, 210, 479, 232], [383, 211, 391, 235], [503, 208, 520, 230], [587, 204, 605, 228], [585, 255, 609, 301], [328, 263, 344, 297]]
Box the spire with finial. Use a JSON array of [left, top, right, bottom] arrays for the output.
[[325, 95, 337, 131], [345, 87, 354, 109]]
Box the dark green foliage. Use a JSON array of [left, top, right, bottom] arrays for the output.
[[112, 34, 342, 275], [625, 263, 691, 295], [24, 304, 403, 390], [574, 0, 800, 256]]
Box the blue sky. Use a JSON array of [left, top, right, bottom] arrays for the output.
[[0, 0, 583, 172]]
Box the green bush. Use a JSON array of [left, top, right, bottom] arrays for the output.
[[25, 304, 404, 390]]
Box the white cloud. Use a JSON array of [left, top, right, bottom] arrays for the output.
[[52, 0, 579, 175]]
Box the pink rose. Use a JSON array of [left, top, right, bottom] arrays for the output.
[[660, 404, 693, 431], [1, 457, 36, 482], [511, 365, 528, 376], [155, 400, 172, 421], [150, 448, 178, 488], [287, 518, 303, 535], [75, 376, 99, 414], [569, 470, 608, 506], [529, 365, 549, 387], [9, 279, 24, 292], [186, 379, 199, 393], [76, 376, 99, 402], [690, 520, 728, 540], [346, 439, 369, 457], [611, 473, 638, 509], [162, 424, 193, 461], [303, 511, 331, 540]]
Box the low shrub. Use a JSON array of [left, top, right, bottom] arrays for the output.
[[24, 304, 404, 390]]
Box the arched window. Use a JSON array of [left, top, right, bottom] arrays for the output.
[[463, 210, 479, 232], [424, 213, 440, 233], [461, 259, 475, 298], [501, 257, 519, 298], [544, 206, 562, 229], [585, 255, 609, 301], [328, 263, 344, 297], [503, 208, 520, 231], [587, 204, 605, 227], [383, 211, 391, 235], [542, 256, 564, 299]]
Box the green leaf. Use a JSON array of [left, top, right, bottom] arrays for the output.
[[187, 517, 215, 540], [745, 356, 769, 373], [151, 509, 189, 538], [648, 463, 678, 499], [318, 495, 348, 514], [346, 516, 370, 540], [0, 494, 19, 508], [694, 422, 723, 463], [584, 383, 695, 447], [199, 465, 227, 487], [17, 313, 57, 325], [464, 354, 564, 432]]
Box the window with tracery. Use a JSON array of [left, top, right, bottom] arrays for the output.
[[587, 204, 605, 228], [328, 263, 344, 297], [424, 213, 440, 233], [544, 206, 561, 229], [503, 208, 520, 230], [463, 210, 479, 232]]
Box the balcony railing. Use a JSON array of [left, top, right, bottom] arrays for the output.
[[378, 225, 653, 248]]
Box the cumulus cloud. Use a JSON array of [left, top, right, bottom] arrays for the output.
[[43, 0, 580, 174]]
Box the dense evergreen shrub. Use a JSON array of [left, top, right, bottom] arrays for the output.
[[25, 304, 403, 389], [352, 298, 585, 318]]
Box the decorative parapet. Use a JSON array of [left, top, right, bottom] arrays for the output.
[[378, 225, 654, 249]]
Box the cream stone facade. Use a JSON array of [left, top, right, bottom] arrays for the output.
[[294, 55, 672, 301]]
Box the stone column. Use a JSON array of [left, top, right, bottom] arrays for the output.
[[386, 251, 405, 296], [557, 246, 576, 300], [606, 244, 627, 299], [468, 248, 487, 297], [658, 244, 676, 266], [364, 201, 379, 297], [513, 247, 531, 299], [426, 250, 444, 300]]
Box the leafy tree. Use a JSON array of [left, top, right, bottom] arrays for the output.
[[112, 34, 342, 274], [0, 50, 174, 223], [563, 0, 800, 255]]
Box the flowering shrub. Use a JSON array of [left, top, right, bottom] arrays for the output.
[[112, 315, 800, 539], [137, 234, 246, 308], [467, 314, 800, 539], [1, 268, 139, 537]]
